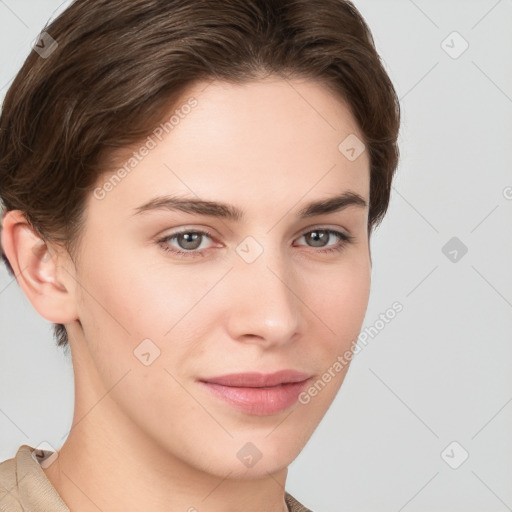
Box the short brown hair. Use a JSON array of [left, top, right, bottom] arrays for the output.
[[0, 0, 400, 348]]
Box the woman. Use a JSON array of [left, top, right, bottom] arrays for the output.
[[0, 0, 400, 510]]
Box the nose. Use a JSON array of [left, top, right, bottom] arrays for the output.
[[224, 247, 301, 348]]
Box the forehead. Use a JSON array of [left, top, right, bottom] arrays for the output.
[[88, 77, 370, 221]]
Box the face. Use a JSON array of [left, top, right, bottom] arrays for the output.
[[66, 77, 371, 478]]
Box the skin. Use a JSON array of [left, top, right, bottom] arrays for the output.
[[2, 76, 371, 512]]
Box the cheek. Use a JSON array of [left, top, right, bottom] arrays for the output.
[[73, 244, 164, 369], [299, 255, 371, 366], [78, 246, 174, 335], [75, 245, 213, 370], [329, 269, 370, 333], [310, 257, 370, 325], [290, 261, 370, 427]]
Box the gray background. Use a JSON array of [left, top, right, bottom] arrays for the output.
[[1, 1, 511, 511]]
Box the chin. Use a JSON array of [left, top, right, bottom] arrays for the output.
[[236, 436, 304, 478], [183, 435, 305, 480]]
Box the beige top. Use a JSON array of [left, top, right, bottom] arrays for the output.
[[0, 445, 313, 511]]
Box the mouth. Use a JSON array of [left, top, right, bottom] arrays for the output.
[[198, 370, 312, 416]]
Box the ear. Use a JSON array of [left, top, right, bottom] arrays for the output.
[[1, 210, 79, 324]]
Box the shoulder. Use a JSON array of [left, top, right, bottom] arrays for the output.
[[0, 446, 26, 512], [285, 491, 316, 512], [0, 444, 68, 512]]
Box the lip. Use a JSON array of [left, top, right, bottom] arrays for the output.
[[198, 370, 312, 415]]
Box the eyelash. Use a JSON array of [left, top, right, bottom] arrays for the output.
[[157, 227, 355, 258]]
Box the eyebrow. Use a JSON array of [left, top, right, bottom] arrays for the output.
[[131, 191, 367, 221]]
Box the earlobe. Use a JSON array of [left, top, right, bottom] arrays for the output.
[[1, 210, 78, 324]]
